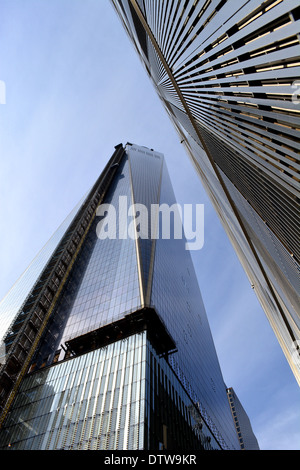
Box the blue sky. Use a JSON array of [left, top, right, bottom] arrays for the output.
[[0, 0, 299, 450]]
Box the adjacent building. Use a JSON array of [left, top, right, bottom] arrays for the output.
[[111, 0, 300, 384], [0, 143, 251, 450], [227, 387, 260, 450]]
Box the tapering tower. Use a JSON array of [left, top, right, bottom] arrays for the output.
[[0, 143, 246, 450]]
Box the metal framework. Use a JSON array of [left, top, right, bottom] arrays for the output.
[[111, 0, 300, 383]]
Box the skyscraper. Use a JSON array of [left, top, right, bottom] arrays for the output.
[[0, 143, 249, 450], [226, 388, 260, 450], [111, 0, 300, 384]]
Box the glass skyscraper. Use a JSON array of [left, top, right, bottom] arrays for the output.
[[0, 143, 251, 450], [110, 0, 300, 385]]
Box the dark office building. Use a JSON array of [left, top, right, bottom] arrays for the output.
[[0, 143, 251, 450], [227, 388, 260, 450], [111, 0, 300, 384]]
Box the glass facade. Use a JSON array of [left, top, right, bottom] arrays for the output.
[[30, 153, 142, 369], [151, 157, 239, 449], [111, 0, 300, 385], [0, 143, 246, 450], [0, 144, 126, 419], [0, 333, 147, 450], [0, 332, 220, 450]]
